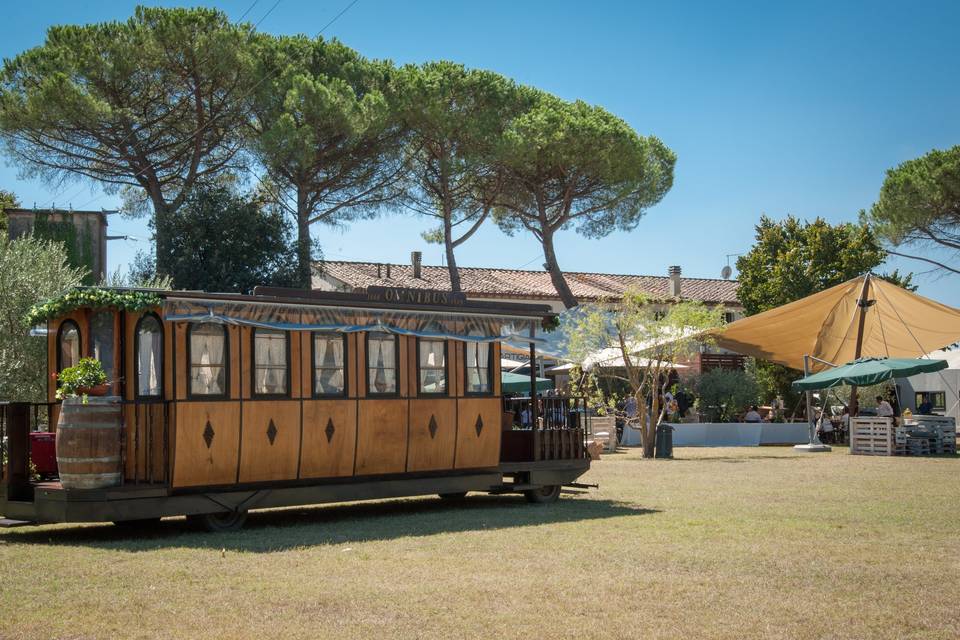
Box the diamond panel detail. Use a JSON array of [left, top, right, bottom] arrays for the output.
[[475, 414, 484, 437], [428, 415, 438, 439], [203, 421, 215, 449], [266, 419, 278, 445], [325, 418, 336, 443]]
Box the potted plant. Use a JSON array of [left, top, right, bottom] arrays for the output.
[[56, 357, 109, 402]]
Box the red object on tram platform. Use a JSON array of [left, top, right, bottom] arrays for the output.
[[29, 431, 58, 479]]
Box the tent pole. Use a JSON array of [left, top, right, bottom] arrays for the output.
[[529, 341, 538, 427], [849, 273, 873, 416], [795, 354, 831, 452]]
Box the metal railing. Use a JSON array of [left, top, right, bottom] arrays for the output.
[[501, 395, 590, 461]]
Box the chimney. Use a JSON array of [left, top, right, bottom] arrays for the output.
[[411, 251, 422, 279], [386, 263, 392, 279], [668, 265, 682, 298]]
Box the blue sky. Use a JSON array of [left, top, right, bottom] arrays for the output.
[[3, 1, 959, 304]]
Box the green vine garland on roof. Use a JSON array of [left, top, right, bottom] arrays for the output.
[[25, 288, 163, 326]]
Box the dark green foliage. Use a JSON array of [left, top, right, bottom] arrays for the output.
[[864, 145, 960, 275], [26, 288, 162, 327], [0, 189, 18, 233], [156, 184, 303, 293]]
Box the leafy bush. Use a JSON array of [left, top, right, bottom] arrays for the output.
[[694, 368, 760, 422], [26, 288, 162, 327], [0, 236, 85, 402], [56, 357, 107, 400]]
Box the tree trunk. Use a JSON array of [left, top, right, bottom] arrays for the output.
[[444, 217, 461, 292], [296, 188, 312, 289], [152, 200, 174, 279], [541, 229, 578, 309]]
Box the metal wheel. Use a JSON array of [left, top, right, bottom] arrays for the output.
[[187, 510, 248, 532], [524, 484, 561, 504], [438, 491, 468, 500]]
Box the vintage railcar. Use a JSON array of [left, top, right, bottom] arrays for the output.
[[0, 286, 590, 531]]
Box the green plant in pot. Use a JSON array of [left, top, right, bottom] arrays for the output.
[[56, 357, 109, 402]]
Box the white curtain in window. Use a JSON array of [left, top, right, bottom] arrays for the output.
[[314, 334, 344, 394], [255, 330, 287, 394], [191, 326, 225, 395], [59, 324, 80, 371], [137, 318, 162, 396], [368, 335, 396, 394], [466, 342, 491, 393]]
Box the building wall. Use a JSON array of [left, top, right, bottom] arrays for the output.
[[7, 209, 107, 282], [900, 370, 960, 422]]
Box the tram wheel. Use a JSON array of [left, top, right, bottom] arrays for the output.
[[523, 484, 561, 504], [438, 491, 468, 501], [188, 510, 248, 532]]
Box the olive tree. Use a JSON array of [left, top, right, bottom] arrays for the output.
[[0, 236, 85, 402], [494, 95, 675, 308], [564, 288, 723, 457]]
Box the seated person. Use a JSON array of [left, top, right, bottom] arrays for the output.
[[918, 398, 933, 415], [744, 405, 762, 423], [875, 395, 895, 418], [817, 409, 834, 443]]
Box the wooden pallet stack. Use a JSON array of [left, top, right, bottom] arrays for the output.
[[900, 416, 957, 456], [850, 417, 895, 456]]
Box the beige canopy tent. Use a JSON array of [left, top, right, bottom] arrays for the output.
[[714, 274, 960, 451], [715, 274, 960, 373]]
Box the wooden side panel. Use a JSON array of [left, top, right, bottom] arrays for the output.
[[355, 399, 408, 475], [172, 401, 240, 488], [122, 402, 167, 483], [356, 333, 367, 398], [455, 397, 502, 469], [300, 399, 357, 478], [288, 331, 302, 399], [46, 319, 57, 404], [163, 320, 175, 401], [448, 340, 461, 397], [240, 326, 252, 400], [407, 398, 456, 472], [399, 336, 410, 397], [124, 311, 141, 400], [238, 400, 300, 483], [174, 324, 187, 400], [408, 338, 418, 398], [347, 333, 358, 398], [492, 342, 502, 397], [299, 331, 311, 399], [228, 325, 241, 399]]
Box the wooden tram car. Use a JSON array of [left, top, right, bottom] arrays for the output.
[[1, 286, 590, 531]]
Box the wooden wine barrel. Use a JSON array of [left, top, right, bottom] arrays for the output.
[[56, 396, 122, 490]]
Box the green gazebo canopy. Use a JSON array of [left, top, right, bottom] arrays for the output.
[[792, 357, 947, 391]]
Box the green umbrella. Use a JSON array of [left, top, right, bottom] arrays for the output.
[[501, 371, 553, 393], [792, 357, 947, 391]]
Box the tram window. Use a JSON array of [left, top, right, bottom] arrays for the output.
[[189, 324, 227, 397], [313, 333, 346, 396], [253, 328, 288, 396], [465, 342, 492, 394], [57, 320, 81, 373], [366, 333, 398, 395], [135, 314, 163, 397], [418, 339, 447, 395], [91, 311, 114, 376]]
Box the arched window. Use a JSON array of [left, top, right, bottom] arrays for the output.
[[189, 324, 228, 397], [253, 328, 288, 396], [135, 314, 163, 398], [57, 320, 81, 373]]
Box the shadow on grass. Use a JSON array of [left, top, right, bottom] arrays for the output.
[[2, 495, 656, 552]]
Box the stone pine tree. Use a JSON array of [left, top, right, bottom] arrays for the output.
[[863, 145, 960, 275], [250, 35, 406, 288], [397, 62, 530, 292], [492, 94, 676, 308], [0, 7, 256, 275]]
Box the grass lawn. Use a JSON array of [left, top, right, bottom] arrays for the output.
[[1, 446, 958, 640]]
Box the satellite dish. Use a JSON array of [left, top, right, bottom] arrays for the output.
[[721, 265, 733, 280]]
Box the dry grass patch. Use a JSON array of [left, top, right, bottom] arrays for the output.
[[1, 446, 958, 639]]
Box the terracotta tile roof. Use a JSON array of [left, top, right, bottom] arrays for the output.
[[315, 261, 741, 305]]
